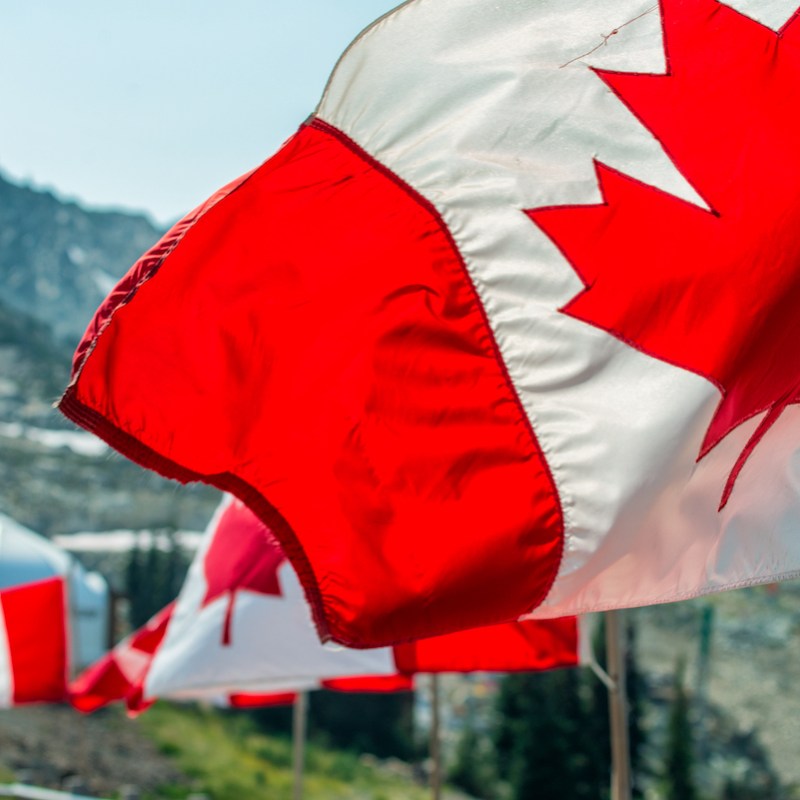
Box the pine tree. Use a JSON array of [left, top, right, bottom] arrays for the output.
[[449, 725, 496, 800], [308, 689, 416, 760], [126, 531, 190, 629], [626, 617, 647, 798], [162, 529, 184, 601], [125, 537, 147, 628], [492, 616, 649, 800], [144, 537, 163, 621], [664, 659, 697, 800], [586, 618, 613, 795], [494, 669, 601, 800]]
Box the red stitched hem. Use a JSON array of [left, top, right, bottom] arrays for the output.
[[58, 383, 338, 646]]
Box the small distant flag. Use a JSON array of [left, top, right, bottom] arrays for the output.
[[0, 578, 68, 706]]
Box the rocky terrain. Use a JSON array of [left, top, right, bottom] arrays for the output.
[[0, 704, 190, 798], [0, 174, 219, 536], [0, 172, 161, 347]]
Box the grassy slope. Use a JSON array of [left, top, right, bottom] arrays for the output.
[[138, 703, 443, 800]]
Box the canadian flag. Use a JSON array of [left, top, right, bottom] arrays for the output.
[[69, 596, 413, 713], [70, 497, 583, 713], [69, 601, 173, 713], [0, 578, 68, 707], [59, 0, 800, 646]]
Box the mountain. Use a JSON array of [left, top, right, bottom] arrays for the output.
[[0, 296, 71, 423], [0, 172, 218, 535], [0, 172, 162, 347]]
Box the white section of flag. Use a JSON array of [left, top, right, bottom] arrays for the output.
[[144, 519, 396, 702], [317, 0, 800, 616]]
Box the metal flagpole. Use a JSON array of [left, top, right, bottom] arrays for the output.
[[292, 690, 308, 800], [430, 674, 443, 800], [605, 610, 632, 800]]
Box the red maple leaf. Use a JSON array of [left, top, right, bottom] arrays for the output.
[[201, 499, 286, 645], [527, 0, 800, 508]]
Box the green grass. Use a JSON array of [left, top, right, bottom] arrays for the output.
[[0, 765, 17, 784], [136, 702, 443, 800]]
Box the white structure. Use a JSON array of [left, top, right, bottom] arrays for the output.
[[0, 513, 110, 670]]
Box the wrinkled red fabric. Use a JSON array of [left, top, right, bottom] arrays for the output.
[[393, 616, 579, 674], [60, 119, 563, 647], [227, 691, 297, 708], [322, 674, 414, 693]]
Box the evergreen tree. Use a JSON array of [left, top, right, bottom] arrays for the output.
[[494, 669, 601, 800], [586, 618, 613, 795], [125, 531, 190, 629], [664, 659, 697, 800], [162, 529, 184, 600], [144, 537, 163, 621], [244, 701, 294, 737], [449, 725, 496, 800], [493, 616, 648, 800], [308, 689, 416, 760], [125, 537, 147, 628], [626, 617, 647, 798]]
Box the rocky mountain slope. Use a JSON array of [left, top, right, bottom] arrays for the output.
[[0, 172, 218, 535], [0, 173, 162, 347]]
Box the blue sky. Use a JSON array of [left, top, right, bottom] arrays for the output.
[[1, 1, 396, 224]]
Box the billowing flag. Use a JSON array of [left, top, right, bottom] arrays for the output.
[[59, 0, 800, 646], [69, 601, 413, 714], [70, 498, 581, 713], [0, 577, 68, 706]]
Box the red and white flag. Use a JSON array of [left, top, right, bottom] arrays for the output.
[[0, 577, 68, 707], [70, 497, 582, 713], [69, 597, 412, 713], [69, 601, 173, 713], [59, 0, 800, 646]]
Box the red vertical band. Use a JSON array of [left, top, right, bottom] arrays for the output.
[[3, 578, 68, 705]]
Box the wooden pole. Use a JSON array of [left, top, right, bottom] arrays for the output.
[[606, 610, 632, 800], [292, 690, 308, 800], [430, 674, 442, 800]]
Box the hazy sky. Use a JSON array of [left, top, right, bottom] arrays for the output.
[[1, 2, 397, 224]]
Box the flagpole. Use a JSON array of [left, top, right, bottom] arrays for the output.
[[67, 561, 81, 680], [605, 610, 632, 800], [292, 690, 308, 800], [430, 674, 442, 800]]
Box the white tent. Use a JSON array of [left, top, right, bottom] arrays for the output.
[[0, 513, 110, 670]]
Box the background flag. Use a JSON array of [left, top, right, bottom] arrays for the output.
[[0, 577, 68, 706], [70, 497, 582, 713]]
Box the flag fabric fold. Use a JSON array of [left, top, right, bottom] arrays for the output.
[[60, 0, 800, 647], [69, 497, 581, 713]]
